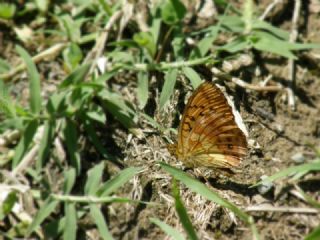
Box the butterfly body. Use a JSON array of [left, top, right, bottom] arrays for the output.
[[169, 81, 248, 169]]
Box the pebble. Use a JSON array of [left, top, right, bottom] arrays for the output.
[[291, 152, 305, 163], [258, 175, 273, 195]]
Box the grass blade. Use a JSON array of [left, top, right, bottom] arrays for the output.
[[63, 203, 77, 240], [16, 45, 42, 114], [305, 226, 320, 240], [26, 198, 59, 236], [252, 160, 320, 187], [159, 69, 178, 110], [90, 204, 114, 240], [63, 168, 76, 194], [63, 119, 81, 174], [172, 180, 198, 240], [150, 218, 185, 240], [85, 162, 104, 195], [36, 121, 54, 172], [98, 167, 142, 197], [159, 162, 250, 223], [12, 120, 38, 167], [137, 71, 149, 109], [182, 67, 203, 89]]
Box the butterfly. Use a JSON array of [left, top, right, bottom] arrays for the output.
[[168, 81, 248, 169]]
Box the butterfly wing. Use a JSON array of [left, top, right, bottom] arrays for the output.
[[176, 82, 248, 168]]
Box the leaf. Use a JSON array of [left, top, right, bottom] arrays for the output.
[[190, 26, 220, 58], [137, 72, 149, 109], [252, 160, 320, 187], [0, 58, 11, 73], [252, 20, 289, 40], [0, 80, 16, 118], [219, 36, 249, 53], [26, 198, 59, 236], [85, 105, 106, 124], [172, 180, 198, 240], [159, 69, 178, 110], [219, 15, 245, 33], [159, 162, 250, 223], [59, 63, 91, 89], [305, 226, 320, 240], [63, 168, 76, 194], [90, 204, 114, 240], [0, 3, 16, 19], [83, 117, 113, 160], [182, 67, 203, 89], [97, 167, 142, 197], [0, 191, 18, 220], [12, 120, 39, 167], [161, 0, 186, 25], [85, 162, 104, 195], [150, 218, 184, 240], [63, 203, 77, 240], [16, 45, 42, 114], [99, 89, 137, 129], [63, 43, 83, 71], [63, 120, 81, 174], [37, 121, 54, 172], [133, 32, 156, 58]]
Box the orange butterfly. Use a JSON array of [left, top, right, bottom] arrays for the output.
[[169, 81, 248, 169]]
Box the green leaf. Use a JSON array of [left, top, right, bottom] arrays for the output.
[[99, 89, 136, 129], [85, 162, 104, 195], [59, 63, 91, 89], [190, 26, 220, 58], [26, 198, 59, 236], [160, 162, 250, 223], [16, 45, 42, 114], [161, 0, 186, 25], [1, 191, 18, 218], [252, 20, 289, 40], [172, 180, 198, 240], [150, 7, 161, 45], [12, 120, 39, 167], [37, 121, 54, 172], [90, 204, 114, 240], [98, 167, 142, 197], [0, 58, 11, 74], [219, 36, 249, 53], [63, 168, 76, 194], [182, 67, 203, 89], [251, 33, 297, 59], [137, 72, 149, 109], [83, 117, 113, 160], [219, 15, 245, 33], [133, 32, 156, 58], [252, 160, 320, 187], [305, 226, 320, 240], [63, 120, 81, 174], [63, 203, 77, 240], [0, 80, 16, 118], [85, 105, 106, 124], [63, 43, 83, 71], [150, 218, 184, 240], [0, 3, 16, 19], [159, 69, 178, 110]]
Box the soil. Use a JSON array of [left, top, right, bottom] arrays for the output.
[[1, 1, 320, 240]]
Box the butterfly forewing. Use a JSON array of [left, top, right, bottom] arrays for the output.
[[174, 81, 248, 169]]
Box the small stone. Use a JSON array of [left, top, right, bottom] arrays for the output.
[[291, 152, 305, 163], [272, 123, 284, 134], [258, 175, 273, 195]]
